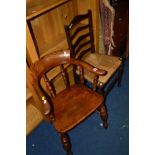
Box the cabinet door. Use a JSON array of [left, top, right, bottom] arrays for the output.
[[29, 1, 75, 57]]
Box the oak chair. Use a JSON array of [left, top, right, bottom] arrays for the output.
[[64, 10, 123, 96], [30, 50, 108, 155]]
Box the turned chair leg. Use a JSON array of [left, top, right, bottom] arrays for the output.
[[97, 104, 108, 129], [60, 133, 73, 155]]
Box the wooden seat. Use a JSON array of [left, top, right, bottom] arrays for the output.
[[54, 84, 103, 132], [30, 50, 108, 155], [64, 10, 124, 95]]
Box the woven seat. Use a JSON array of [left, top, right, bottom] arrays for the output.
[[82, 53, 121, 85]]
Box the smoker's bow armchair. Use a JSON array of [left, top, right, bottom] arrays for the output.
[[30, 50, 108, 155]]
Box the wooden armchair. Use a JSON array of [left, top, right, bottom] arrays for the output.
[[64, 10, 123, 96], [30, 50, 108, 155]]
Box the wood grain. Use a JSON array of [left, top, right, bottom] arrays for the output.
[[53, 84, 103, 132]]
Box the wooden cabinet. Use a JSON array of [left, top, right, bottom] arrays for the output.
[[26, 0, 100, 65]]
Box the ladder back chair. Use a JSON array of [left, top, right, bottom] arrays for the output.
[[64, 10, 124, 96], [30, 50, 108, 155]]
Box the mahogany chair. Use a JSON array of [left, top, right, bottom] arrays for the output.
[[64, 10, 123, 96], [30, 50, 108, 155]]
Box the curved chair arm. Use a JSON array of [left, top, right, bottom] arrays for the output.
[[71, 59, 107, 76]]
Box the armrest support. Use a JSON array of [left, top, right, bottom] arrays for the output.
[[70, 59, 107, 91]]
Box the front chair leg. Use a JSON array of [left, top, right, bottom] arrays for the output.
[[60, 132, 73, 155], [97, 104, 108, 129]]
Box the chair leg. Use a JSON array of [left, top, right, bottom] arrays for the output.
[[117, 59, 124, 87], [60, 133, 73, 155], [97, 104, 108, 129]]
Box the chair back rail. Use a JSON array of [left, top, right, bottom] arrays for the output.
[[71, 24, 89, 40], [64, 10, 95, 59]]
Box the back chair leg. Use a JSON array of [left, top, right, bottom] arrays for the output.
[[117, 59, 125, 87], [60, 132, 73, 155], [97, 104, 108, 129]]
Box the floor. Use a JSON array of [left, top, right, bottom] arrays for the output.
[[26, 58, 129, 155]]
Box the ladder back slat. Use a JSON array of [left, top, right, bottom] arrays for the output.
[[69, 14, 89, 29], [73, 32, 90, 50], [71, 24, 89, 40], [78, 47, 92, 59], [75, 40, 91, 55]]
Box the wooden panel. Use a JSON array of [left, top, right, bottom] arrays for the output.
[[72, 0, 78, 15], [30, 0, 75, 57], [30, 8, 64, 56], [26, 87, 32, 101], [77, 0, 91, 14], [60, 0, 76, 25], [26, 98, 43, 135], [26, 63, 45, 115], [90, 0, 99, 53]]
